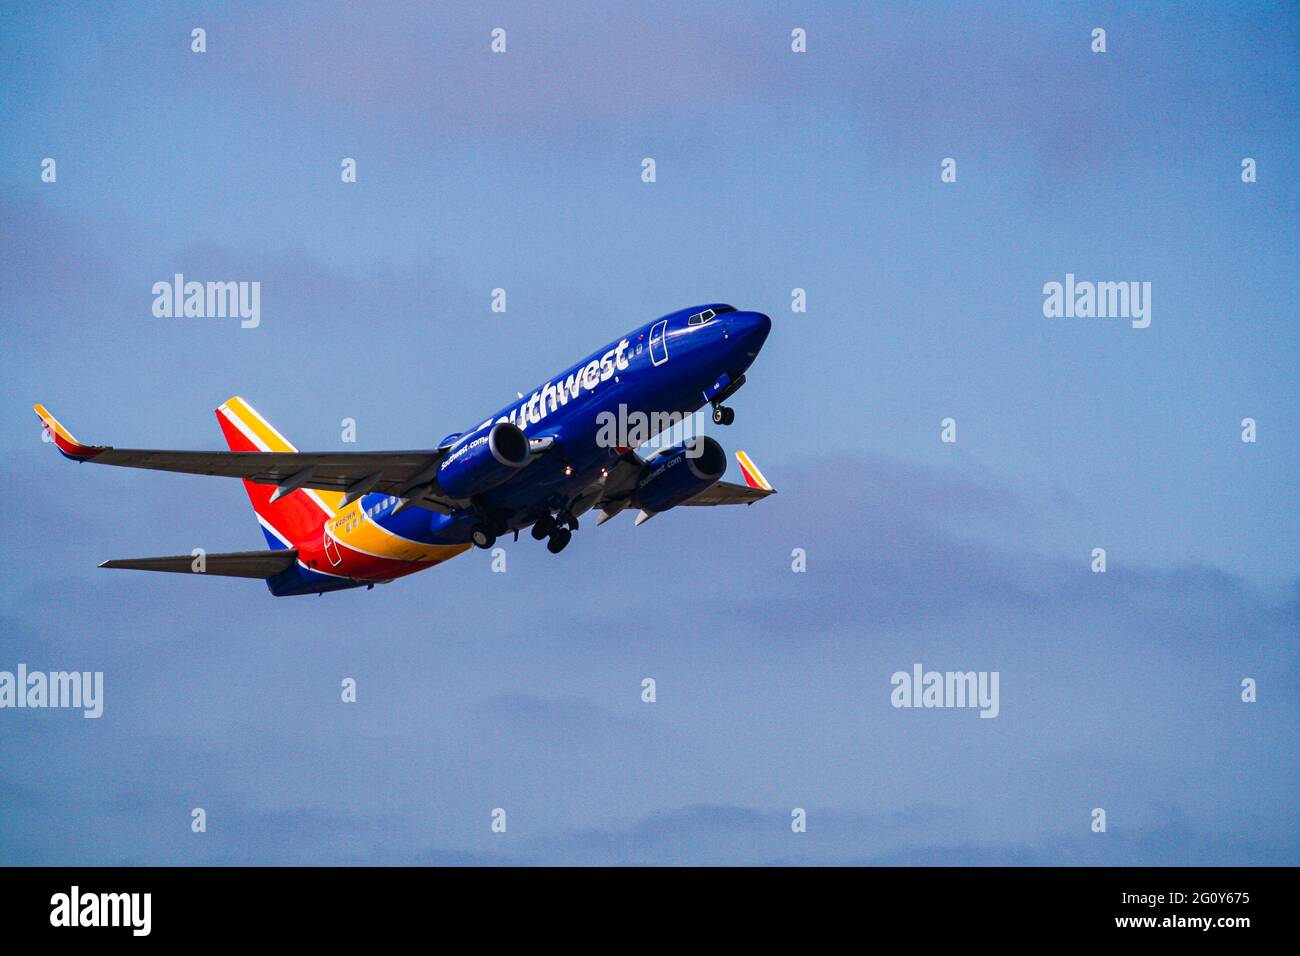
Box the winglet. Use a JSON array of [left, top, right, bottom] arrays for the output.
[[735, 450, 773, 492], [33, 404, 106, 461]]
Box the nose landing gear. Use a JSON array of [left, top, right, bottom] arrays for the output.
[[711, 404, 735, 426]]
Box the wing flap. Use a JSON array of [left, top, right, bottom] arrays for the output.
[[91, 449, 459, 513], [34, 405, 458, 513], [679, 480, 775, 506], [99, 549, 300, 579]]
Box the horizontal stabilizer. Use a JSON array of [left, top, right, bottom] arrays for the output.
[[99, 549, 299, 579]]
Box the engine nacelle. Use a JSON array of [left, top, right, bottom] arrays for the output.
[[438, 421, 530, 499], [633, 436, 727, 514]]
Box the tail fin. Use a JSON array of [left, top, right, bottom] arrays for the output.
[[215, 397, 341, 550]]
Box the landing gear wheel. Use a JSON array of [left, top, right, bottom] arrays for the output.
[[546, 528, 572, 554], [531, 516, 555, 540], [712, 405, 735, 426], [471, 525, 496, 549]]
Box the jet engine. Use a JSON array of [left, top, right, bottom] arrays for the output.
[[633, 436, 727, 514], [437, 421, 531, 498]]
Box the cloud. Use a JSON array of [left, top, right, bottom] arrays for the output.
[[1, 440, 1294, 865], [1, 0, 1295, 864]]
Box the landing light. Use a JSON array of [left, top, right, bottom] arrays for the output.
[[563, 465, 574, 476]]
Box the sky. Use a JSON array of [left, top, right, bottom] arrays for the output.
[[0, 1, 1295, 865]]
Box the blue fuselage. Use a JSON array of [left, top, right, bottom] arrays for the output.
[[360, 303, 771, 547]]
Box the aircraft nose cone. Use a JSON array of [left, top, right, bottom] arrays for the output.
[[731, 311, 772, 355]]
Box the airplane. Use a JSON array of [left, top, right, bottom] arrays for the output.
[[34, 304, 775, 596]]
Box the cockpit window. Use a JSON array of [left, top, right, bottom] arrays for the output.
[[692, 306, 738, 326], [688, 306, 736, 325]]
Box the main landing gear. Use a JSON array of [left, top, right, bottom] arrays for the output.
[[712, 404, 735, 426], [546, 528, 572, 554], [531, 512, 576, 554]]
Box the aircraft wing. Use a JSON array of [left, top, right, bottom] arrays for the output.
[[34, 404, 460, 513], [588, 447, 775, 522], [677, 480, 774, 506], [679, 451, 775, 505]]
